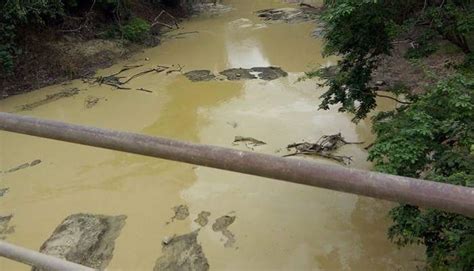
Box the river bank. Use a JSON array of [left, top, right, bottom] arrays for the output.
[[0, 0, 209, 99]]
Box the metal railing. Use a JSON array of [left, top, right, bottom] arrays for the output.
[[0, 112, 473, 269], [0, 241, 94, 271]]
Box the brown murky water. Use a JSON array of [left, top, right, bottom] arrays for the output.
[[0, 0, 423, 270]]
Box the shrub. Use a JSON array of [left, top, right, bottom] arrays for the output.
[[369, 74, 474, 269], [121, 17, 150, 42]]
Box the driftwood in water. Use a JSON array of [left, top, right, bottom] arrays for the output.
[[233, 136, 266, 150], [284, 133, 363, 165], [88, 65, 168, 90]]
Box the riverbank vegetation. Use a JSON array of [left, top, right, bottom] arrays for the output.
[[316, 0, 474, 269], [0, 0, 185, 97]]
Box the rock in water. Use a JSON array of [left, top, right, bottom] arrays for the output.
[[154, 231, 209, 271], [194, 211, 211, 227], [184, 70, 216, 82], [33, 214, 126, 271], [0, 214, 14, 239], [220, 68, 257, 80]]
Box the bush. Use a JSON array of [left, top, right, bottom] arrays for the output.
[[405, 30, 439, 59], [121, 17, 150, 42], [369, 74, 474, 269]]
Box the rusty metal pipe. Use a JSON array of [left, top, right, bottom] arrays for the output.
[[0, 241, 95, 271], [0, 112, 473, 217]]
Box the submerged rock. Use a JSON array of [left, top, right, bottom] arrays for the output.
[[0, 188, 8, 197], [191, 3, 232, 15], [3, 159, 42, 174], [184, 70, 216, 82], [186, 67, 287, 82], [194, 211, 211, 227], [154, 231, 209, 271], [171, 205, 190, 222], [18, 88, 80, 111], [33, 214, 126, 270], [220, 68, 257, 80], [212, 215, 236, 248], [184, 66, 288, 82], [250, 67, 288, 81], [256, 6, 322, 24], [0, 215, 14, 240]]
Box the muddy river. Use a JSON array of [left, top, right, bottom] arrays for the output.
[[0, 0, 423, 270]]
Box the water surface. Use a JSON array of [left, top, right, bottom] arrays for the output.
[[0, 0, 422, 270]]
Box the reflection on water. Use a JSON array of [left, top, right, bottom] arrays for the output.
[[0, 0, 422, 270]]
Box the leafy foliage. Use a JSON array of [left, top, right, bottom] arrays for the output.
[[369, 75, 474, 269], [121, 17, 150, 42], [404, 29, 439, 59], [317, 1, 474, 269], [318, 0, 391, 121], [317, 0, 474, 121]]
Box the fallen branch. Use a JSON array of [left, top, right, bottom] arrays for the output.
[[233, 136, 266, 150], [299, 3, 318, 9], [87, 65, 167, 90], [285, 133, 362, 165], [136, 88, 153, 93], [375, 93, 412, 105], [166, 64, 183, 74]]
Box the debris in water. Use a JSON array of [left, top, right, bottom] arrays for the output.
[[212, 215, 236, 248], [284, 133, 363, 165], [2, 159, 42, 174], [18, 88, 80, 111], [136, 88, 153, 93], [33, 214, 126, 270], [154, 231, 209, 271], [233, 136, 266, 150], [226, 121, 238, 128], [86, 65, 167, 90], [194, 211, 211, 227], [84, 96, 106, 109]]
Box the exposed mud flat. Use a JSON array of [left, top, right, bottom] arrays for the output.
[[154, 231, 209, 271], [33, 214, 126, 270]]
